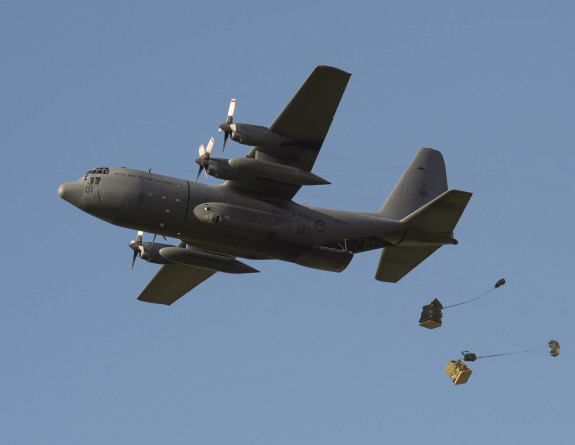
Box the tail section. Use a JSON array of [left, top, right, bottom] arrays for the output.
[[378, 147, 447, 221], [401, 189, 473, 235], [374, 246, 440, 283], [375, 148, 471, 283]]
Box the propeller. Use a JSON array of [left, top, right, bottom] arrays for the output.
[[195, 137, 215, 181], [218, 99, 236, 151], [128, 231, 145, 270]]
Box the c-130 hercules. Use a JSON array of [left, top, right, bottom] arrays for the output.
[[58, 66, 472, 305]]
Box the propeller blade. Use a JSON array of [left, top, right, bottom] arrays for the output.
[[206, 137, 214, 154], [226, 99, 236, 124], [129, 231, 145, 270], [196, 164, 204, 182], [131, 250, 138, 270], [223, 132, 229, 151], [220, 100, 235, 151], [196, 137, 214, 181]]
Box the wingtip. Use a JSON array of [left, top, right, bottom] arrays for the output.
[[316, 65, 351, 76]]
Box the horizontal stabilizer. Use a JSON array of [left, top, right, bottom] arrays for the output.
[[375, 246, 439, 283], [401, 189, 472, 233]]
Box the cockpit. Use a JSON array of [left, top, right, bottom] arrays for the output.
[[83, 167, 111, 185], [84, 167, 110, 175]]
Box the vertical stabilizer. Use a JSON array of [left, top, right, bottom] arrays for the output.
[[378, 147, 447, 221]]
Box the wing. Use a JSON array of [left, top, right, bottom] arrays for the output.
[[137, 264, 216, 305], [227, 65, 351, 199]]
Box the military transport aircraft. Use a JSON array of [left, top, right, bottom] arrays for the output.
[[58, 66, 472, 305]]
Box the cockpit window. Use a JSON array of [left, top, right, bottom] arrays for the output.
[[84, 167, 110, 175]]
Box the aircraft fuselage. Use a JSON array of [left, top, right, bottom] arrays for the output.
[[58, 167, 408, 272]]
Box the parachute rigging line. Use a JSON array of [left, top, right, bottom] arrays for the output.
[[443, 278, 506, 309], [462, 341, 560, 362], [476, 350, 529, 360]]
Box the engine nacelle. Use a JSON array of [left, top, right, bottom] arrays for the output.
[[204, 157, 255, 181], [138, 242, 176, 264], [193, 202, 299, 242], [230, 124, 293, 147], [134, 240, 259, 273]]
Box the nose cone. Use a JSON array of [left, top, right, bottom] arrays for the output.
[[58, 182, 84, 207]]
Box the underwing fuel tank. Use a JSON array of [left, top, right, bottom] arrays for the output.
[[193, 202, 299, 241], [158, 246, 259, 274], [228, 157, 330, 186]]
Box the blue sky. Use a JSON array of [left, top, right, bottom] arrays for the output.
[[2, 1, 573, 443]]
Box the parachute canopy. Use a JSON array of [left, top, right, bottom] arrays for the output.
[[549, 340, 560, 357], [494, 278, 506, 288]]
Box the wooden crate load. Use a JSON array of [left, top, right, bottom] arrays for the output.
[[419, 298, 443, 329], [444, 359, 472, 385]]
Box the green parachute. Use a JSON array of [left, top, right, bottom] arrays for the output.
[[549, 340, 560, 357]]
